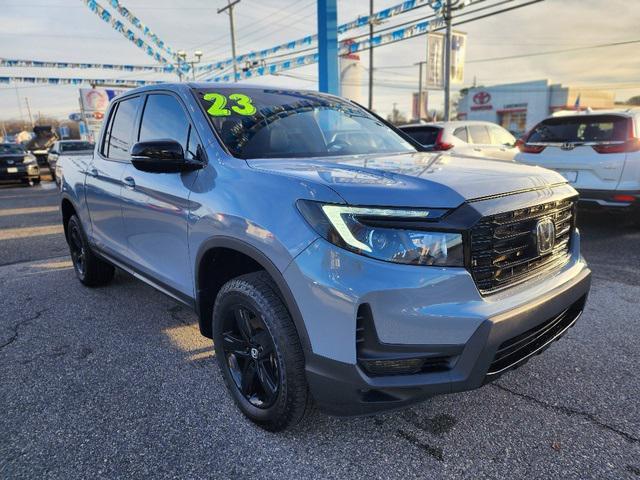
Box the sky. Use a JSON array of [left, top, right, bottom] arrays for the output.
[[0, 0, 639, 122]]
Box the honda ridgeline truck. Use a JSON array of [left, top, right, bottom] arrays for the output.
[[57, 84, 591, 431]]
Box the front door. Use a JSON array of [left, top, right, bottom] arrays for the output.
[[120, 93, 203, 298], [85, 95, 141, 259]]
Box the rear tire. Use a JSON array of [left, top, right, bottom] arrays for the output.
[[66, 215, 115, 287], [212, 271, 310, 431]]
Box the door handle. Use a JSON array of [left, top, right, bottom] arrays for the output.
[[473, 148, 482, 152], [123, 176, 136, 189]]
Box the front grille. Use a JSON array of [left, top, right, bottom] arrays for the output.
[[487, 296, 585, 375], [470, 198, 575, 294]]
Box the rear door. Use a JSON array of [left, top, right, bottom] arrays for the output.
[[487, 125, 517, 161], [517, 114, 631, 190], [466, 124, 493, 158], [120, 92, 202, 297], [85, 95, 141, 259]]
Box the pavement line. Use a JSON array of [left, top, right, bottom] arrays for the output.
[[0, 206, 59, 217], [0, 224, 64, 241]]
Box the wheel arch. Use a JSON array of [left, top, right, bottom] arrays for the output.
[[194, 237, 311, 354], [60, 194, 78, 239]]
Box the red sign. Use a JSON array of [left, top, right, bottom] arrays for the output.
[[471, 91, 492, 111], [473, 91, 491, 105]]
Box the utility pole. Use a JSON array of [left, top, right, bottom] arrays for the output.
[[14, 86, 24, 127], [415, 61, 426, 120], [218, 0, 241, 82], [367, 0, 374, 110], [443, 0, 452, 120], [24, 97, 34, 128]]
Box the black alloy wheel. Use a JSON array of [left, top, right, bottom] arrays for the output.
[[68, 220, 86, 278], [222, 304, 280, 408], [65, 215, 115, 287], [212, 272, 310, 431]]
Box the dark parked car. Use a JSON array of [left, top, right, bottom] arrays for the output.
[[0, 143, 40, 186]]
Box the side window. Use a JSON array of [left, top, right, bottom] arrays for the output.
[[453, 127, 468, 143], [106, 96, 140, 160], [468, 125, 491, 145], [139, 94, 190, 153], [490, 126, 516, 146]]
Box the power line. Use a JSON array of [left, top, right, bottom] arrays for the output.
[[467, 38, 640, 63]]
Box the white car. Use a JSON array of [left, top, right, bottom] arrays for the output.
[[399, 121, 518, 161], [47, 140, 94, 182], [515, 109, 639, 220]]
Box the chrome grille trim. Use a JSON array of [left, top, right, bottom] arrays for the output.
[[470, 198, 575, 294]]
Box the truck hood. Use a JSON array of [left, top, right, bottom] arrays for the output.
[[246, 151, 567, 208]]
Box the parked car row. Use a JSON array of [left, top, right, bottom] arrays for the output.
[[400, 110, 639, 223]]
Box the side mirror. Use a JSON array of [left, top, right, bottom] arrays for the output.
[[130, 140, 200, 173]]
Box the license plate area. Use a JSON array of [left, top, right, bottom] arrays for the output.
[[6, 167, 18, 174]]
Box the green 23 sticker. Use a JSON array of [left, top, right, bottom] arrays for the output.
[[203, 92, 256, 116]]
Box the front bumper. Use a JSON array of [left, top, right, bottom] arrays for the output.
[[0, 164, 40, 183], [284, 230, 591, 416]]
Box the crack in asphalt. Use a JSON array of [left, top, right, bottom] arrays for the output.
[[395, 429, 444, 461], [492, 383, 640, 444], [0, 308, 48, 350]]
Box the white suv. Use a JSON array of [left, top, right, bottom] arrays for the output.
[[515, 109, 640, 219], [399, 121, 518, 161]]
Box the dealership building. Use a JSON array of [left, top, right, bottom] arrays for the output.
[[456, 79, 615, 135]]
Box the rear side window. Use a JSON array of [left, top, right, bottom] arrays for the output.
[[528, 115, 630, 143], [453, 127, 468, 142], [105, 96, 140, 160], [468, 125, 491, 144], [403, 127, 440, 145]]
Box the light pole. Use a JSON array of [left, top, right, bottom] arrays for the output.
[[218, 0, 241, 82], [415, 61, 426, 120], [368, 0, 374, 110], [443, 0, 452, 121]]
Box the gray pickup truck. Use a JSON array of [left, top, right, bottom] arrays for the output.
[[57, 83, 591, 431]]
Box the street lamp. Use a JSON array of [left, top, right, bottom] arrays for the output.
[[176, 50, 204, 82]]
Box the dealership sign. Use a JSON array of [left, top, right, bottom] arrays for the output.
[[425, 31, 467, 89], [470, 91, 493, 110]]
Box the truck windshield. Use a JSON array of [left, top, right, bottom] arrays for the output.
[[0, 144, 24, 155], [195, 88, 416, 159]]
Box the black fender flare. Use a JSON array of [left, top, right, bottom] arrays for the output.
[[194, 236, 312, 355]]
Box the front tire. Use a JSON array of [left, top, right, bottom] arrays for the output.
[[66, 215, 115, 287], [212, 272, 310, 431]]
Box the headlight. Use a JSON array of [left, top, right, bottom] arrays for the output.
[[297, 200, 464, 266], [23, 153, 37, 164]]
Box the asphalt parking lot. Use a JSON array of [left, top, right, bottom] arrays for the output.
[[1, 179, 639, 479]]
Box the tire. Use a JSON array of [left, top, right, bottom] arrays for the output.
[[212, 271, 310, 431], [66, 215, 115, 287]]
